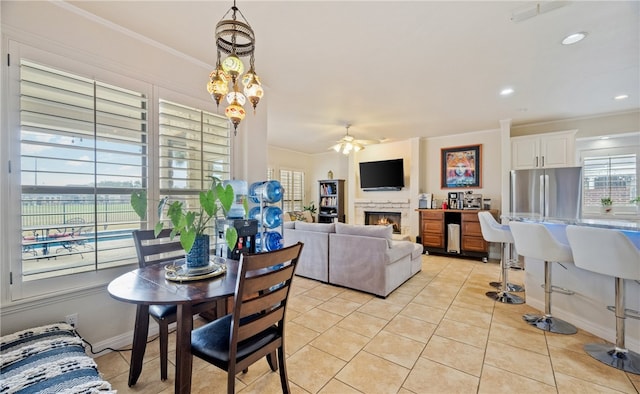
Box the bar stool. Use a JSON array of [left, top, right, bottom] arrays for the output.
[[509, 221, 577, 334], [477, 212, 524, 304], [566, 225, 640, 374]]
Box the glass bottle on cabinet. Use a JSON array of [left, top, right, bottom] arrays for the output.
[[318, 179, 345, 223]]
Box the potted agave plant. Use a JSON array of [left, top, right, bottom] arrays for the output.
[[131, 177, 241, 268]]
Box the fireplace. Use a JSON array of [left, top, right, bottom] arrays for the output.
[[365, 211, 401, 234]]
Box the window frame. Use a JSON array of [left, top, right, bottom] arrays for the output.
[[577, 135, 639, 217]]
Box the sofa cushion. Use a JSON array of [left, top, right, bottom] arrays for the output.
[[334, 223, 393, 240], [294, 222, 335, 233]]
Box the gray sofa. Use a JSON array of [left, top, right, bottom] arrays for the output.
[[283, 221, 423, 297]]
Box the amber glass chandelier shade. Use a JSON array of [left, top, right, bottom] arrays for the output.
[[208, 1, 264, 132], [242, 71, 264, 111], [207, 69, 230, 107]]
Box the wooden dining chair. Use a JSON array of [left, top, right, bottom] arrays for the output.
[[132, 229, 220, 381], [190, 242, 304, 394]]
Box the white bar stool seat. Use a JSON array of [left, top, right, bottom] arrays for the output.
[[477, 212, 524, 304], [510, 221, 577, 334], [566, 225, 640, 375]]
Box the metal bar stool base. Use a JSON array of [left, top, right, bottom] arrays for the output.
[[486, 291, 525, 304], [522, 314, 577, 335], [583, 343, 640, 375], [489, 281, 525, 292]]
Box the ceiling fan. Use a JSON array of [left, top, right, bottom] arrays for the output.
[[329, 124, 379, 154]]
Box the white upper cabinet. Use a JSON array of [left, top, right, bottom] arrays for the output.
[[511, 130, 577, 169]]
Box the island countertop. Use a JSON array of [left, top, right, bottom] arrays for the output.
[[501, 212, 639, 231]]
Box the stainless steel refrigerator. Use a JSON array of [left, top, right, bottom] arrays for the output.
[[510, 167, 583, 218]]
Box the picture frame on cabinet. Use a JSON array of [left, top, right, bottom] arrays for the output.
[[441, 144, 482, 188]]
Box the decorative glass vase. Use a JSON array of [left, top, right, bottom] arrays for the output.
[[186, 235, 210, 268]]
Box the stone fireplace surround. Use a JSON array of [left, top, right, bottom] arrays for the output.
[[354, 199, 410, 236]]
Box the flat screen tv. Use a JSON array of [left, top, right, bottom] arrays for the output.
[[359, 158, 405, 191]]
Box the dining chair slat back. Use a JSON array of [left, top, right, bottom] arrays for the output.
[[191, 242, 304, 394]]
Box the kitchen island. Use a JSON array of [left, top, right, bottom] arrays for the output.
[[503, 213, 639, 352]]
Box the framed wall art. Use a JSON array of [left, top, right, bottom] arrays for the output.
[[441, 144, 481, 188]]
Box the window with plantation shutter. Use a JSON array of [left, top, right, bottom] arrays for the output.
[[280, 169, 305, 212], [158, 99, 231, 233], [19, 59, 147, 283]]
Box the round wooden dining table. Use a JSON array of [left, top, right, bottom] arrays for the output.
[[107, 258, 239, 394]]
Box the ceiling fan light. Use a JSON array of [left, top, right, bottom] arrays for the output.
[[332, 144, 342, 152], [353, 144, 364, 152]]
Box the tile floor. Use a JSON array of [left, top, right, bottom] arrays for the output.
[[95, 255, 640, 393]]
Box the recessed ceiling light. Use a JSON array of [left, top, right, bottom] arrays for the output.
[[500, 88, 514, 96], [562, 32, 587, 45], [600, 136, 610, 140], [614, 94, 629, 100]]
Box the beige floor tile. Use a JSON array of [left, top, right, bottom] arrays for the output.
[[285, 321, 320, 356], [489, 320, 548, 356], [336, 311, 388, 338], [477, 364, 556, 394], [310, 326, 370, 361], [316, 297, 362, 317], [292, 307, 343, 333], [403, 357, 479, 393], [548, 345, 637, 393], [453, 293, 496, 312], [364, 330, 425, 368], [302, 284, 345, 301], [287, 345, 346, 394], [93, 350, 130, 380], [336, 351, 409, 394], [555, 371, 629, 394], [191, 363, 246, 394], [317, 379, 362, 394], [383, 289, 416, 306], [357, 298, 404, 320], [237, 367, 305, 394], [421, 335, 485, 377], [106, 357, 175, 394], [288, 294, 325, 313], [335, 288, 375, 304], [444, 304, 493, 329], [400, 302, 446, 325], [384, 314, 437, 344], [545, 328, 609, 354], [434, 318, 489, 349], [484, 340, 555, 386], [411, 292, 453, 310]]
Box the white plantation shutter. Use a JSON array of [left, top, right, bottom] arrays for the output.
[[158, 100, 231, 233], [19, 59, 148, 282], [280, 169, 305, 212]]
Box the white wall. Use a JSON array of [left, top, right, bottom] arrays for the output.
[[422, 128, 503, 210]]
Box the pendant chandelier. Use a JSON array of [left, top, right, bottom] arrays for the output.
[[207, 0, 264, 134]]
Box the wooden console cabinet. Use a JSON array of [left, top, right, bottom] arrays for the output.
[[417, 209, 496, 260]]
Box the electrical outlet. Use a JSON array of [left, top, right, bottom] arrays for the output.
[[65, 313, 78, 328]]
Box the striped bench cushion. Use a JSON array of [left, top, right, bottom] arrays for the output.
[[1, 323, 114, 394]]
